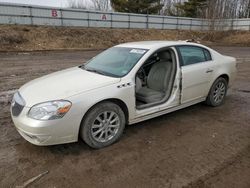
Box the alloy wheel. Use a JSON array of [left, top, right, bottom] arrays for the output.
[[213, 81, 226, 104], [91, 111, 120, 143]]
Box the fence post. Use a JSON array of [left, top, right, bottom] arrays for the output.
[[231, 19, 234, 31], [87, 11, 89, 27], [60, 9, 63, 26], [176, 17, 179, 30], [190, 19, 192, 30], [146, 14, 149, 29], [162, 16, 164, 30], [111, 12, 113, 28], [29, 6, 33, 25], [128, 14, 130, 29], [201, 19, 204, 31]]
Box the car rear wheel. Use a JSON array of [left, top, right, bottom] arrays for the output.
[[205, 77, 228, 107], [80, 102, 125, 149]]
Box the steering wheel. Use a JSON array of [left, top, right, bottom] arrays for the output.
[[137, 68, 147, 83]]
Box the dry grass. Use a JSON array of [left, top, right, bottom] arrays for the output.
[[0, 25, 249, 51], [0, 29, 27, 45], [220, 31, 250, 46]]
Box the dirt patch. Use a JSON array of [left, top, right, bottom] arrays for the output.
[[0, 89, 16, 105], [184, 145, 250, 188], [0, 25, 249, 52]]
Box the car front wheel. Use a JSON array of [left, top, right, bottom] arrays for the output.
[[205, 77, 228, 107], [80, 102, 125, 149]]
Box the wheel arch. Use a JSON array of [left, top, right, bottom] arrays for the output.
[[206, 73, 230, 98], [212, 73, 230, 87], [104, 98, 129, 124], [219, 74, 229, 83], [79, 98, 129, 127]]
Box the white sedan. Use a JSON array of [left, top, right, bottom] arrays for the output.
[[11, 41, 237, 148]]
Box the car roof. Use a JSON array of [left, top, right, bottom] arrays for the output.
[[116, 40, 204, 50]]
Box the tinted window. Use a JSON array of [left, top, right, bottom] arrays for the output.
[[177, 46, 211, 66], [204, 49, 212, 61]]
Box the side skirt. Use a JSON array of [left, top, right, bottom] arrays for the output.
[[128, 97, 206, 125]]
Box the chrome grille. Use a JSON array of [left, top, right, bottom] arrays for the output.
[[11, 92, 25, 117]]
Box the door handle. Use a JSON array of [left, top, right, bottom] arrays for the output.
[[206, 69, 213, 73]]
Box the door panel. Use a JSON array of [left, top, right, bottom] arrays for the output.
[[181, 61, 214, 103], [176, 45, 214, 104]]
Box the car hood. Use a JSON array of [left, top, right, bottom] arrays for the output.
[[19, 67, 121, 107]]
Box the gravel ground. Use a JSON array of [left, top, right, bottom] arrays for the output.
[[0, 47, 250, 188]]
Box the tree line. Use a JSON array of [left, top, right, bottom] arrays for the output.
[[68, 0, 250, 19]]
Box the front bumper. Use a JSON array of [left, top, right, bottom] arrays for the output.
[[11, 106, 79, 146]]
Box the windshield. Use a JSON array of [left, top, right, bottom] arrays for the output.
[[83, 47, 148, 77]]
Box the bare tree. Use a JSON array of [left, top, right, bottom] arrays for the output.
[[160, 0, 250, 31], [91, 0, 110, 11], [68, 0, 111, 11], [161, 0, 186, 16], [68, 0, 249, 18], [199, 0, 250, 19], [161, 0, 250, 18], [68, 0, 88, 9]]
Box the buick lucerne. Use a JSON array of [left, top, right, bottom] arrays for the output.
[[11, 41, 237, 148]]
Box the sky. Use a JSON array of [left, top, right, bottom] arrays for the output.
[[0, 0, 76, 7]]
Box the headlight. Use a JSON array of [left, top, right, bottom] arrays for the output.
[[28, 100, 72, 120]]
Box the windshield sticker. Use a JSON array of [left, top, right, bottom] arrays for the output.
[[130, 49, 146, 54]]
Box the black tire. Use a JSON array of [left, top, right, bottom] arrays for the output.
[[205, 77, 228, 107], [80, 102, 125, 149]]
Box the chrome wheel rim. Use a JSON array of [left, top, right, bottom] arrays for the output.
[[213, 81, 226, 104], [91, 111, 120, 143]]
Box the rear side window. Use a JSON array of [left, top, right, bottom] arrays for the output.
[[203, 48, 212, 61], [177, 46, 212, 66]]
